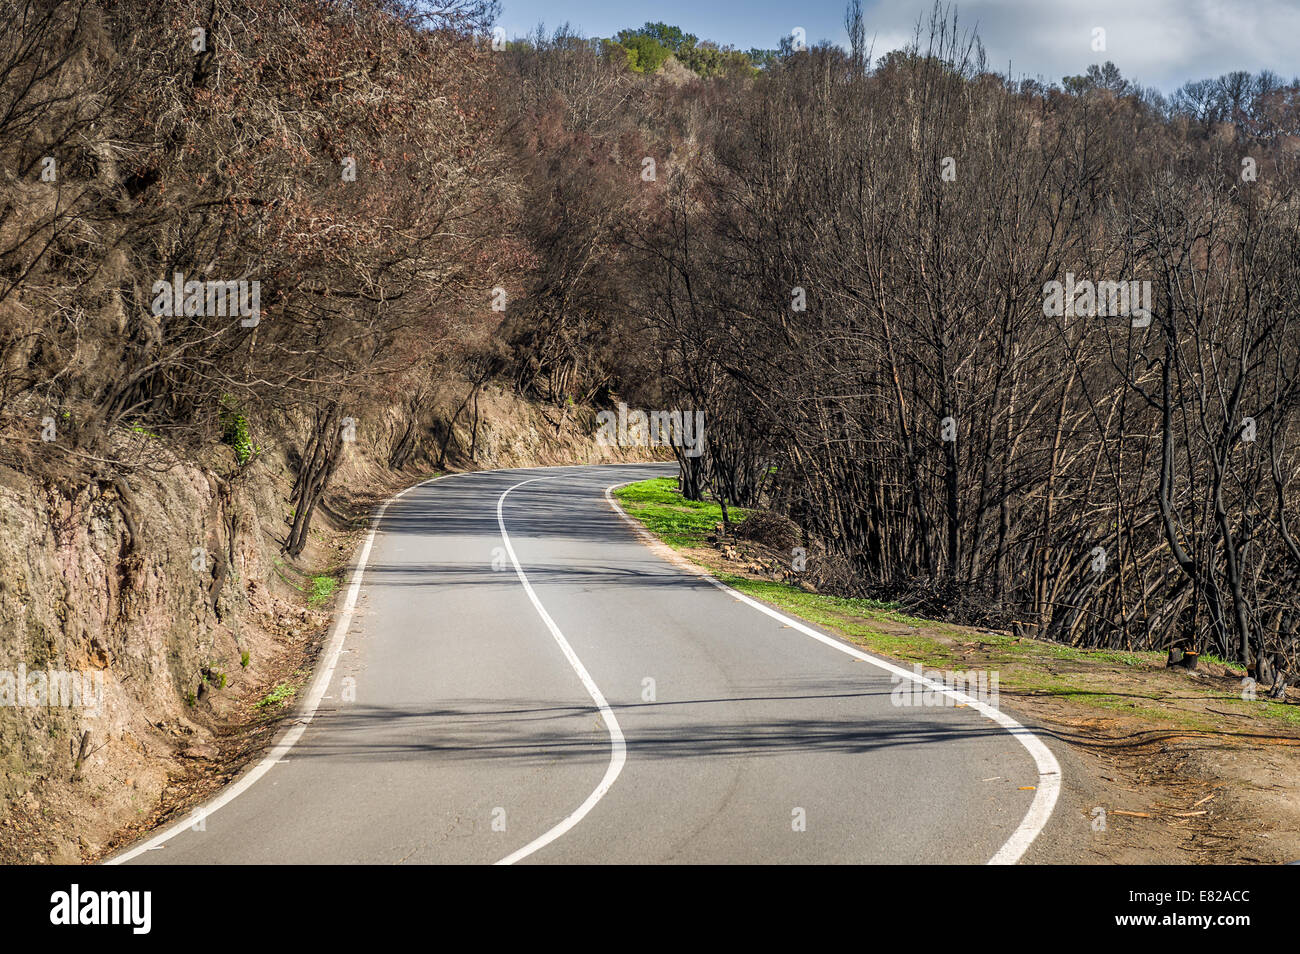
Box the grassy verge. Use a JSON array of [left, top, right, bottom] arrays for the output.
[[613, 479, 1300, 733], [612, 476, 749, 547]]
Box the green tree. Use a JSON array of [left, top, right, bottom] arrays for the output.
[[615, 33, 671, 73], [635, 22, 697, 53]]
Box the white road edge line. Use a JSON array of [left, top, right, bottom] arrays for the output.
[[604, 479, 1061, 866], [105, 469, 475, 865], [493, 476, 627, 865]]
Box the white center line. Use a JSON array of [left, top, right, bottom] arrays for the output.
[[493, 476, 627, 865]]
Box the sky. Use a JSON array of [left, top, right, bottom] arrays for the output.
[[496, 0, 1300, 92]]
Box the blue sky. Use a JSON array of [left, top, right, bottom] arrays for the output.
[[496, 0, 1300, 92]]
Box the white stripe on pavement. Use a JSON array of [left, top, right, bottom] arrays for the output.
[[604, 480, 1061, 866], [493, 476, 627, 865]]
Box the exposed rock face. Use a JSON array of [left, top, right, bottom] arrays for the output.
[[0, 391, 656, 863], [0, 442, 285, 863]]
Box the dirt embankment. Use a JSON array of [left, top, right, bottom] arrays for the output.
[[0, 383, 655, 863]]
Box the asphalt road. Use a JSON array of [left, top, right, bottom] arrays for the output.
[[112, 463, 1060, 865]]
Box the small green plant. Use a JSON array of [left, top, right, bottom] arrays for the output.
[[240, 650, 250, 668], [308, 575, 337, 606], [256, 682, 296, 709], [184, 691, 197, 707], [219, 395, 255, 465]]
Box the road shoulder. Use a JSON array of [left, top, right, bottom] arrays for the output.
[[610, 477, 1300, 865]]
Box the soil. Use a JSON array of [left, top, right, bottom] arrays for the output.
[[0, 383, 657, 865]]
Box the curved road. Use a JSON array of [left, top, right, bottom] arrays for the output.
[[111, 463, 1061, 865]]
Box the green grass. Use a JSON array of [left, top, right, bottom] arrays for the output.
[[719, 574, 960, 666], [948, 630, 1159, 669], [1255, 699, 1300, 727], [255, 682, 296, 709], [721, 574, 923, 625], [1202, 652, 1248, 674], [307, 574, 337, 606], [613, 477, 750, 548], [271, 558, 339, 608], [614, 477, 1300, 734], [727, 573, 1295, 732]]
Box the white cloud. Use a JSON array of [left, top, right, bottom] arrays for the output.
[[863, 0, 1300, 89]]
